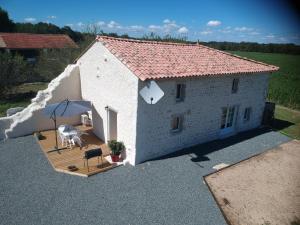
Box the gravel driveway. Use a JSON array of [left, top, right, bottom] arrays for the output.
[[0, 128, 290, 225]]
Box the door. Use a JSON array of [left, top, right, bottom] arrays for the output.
[[108, 108, 118, 141], [220, 105, 238, 138]]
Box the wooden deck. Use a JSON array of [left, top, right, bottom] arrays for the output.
[[36, 125, 116, 177]]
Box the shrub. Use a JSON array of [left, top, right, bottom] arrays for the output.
[[108, 140, 125, 155], [0, 52, 27, 95]]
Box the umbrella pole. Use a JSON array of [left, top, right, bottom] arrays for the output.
[[54, 111, 58, 150], [47, 111, 63, 153]]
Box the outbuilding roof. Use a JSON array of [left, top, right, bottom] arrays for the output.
[[97, 36, 279, 81], [0, 33, 78, 49]]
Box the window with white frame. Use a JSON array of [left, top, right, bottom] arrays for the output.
[[171, 115, 183, 132], [243, 107, 251, 122], [232, 78, 239, 93], [175, 84, 185, 102]]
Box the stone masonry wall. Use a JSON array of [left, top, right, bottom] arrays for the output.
[[135, 73, 269, 164]]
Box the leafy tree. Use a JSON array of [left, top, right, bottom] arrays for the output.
[[0, 7, 14, 32], [0, 52, 27, 95]]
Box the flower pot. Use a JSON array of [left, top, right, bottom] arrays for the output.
[[110, 154, 120, 162]]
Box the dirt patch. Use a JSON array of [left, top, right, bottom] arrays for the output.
[[205, 140, 300, 225]]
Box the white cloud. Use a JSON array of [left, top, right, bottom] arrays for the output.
[[219, 26, 232, 34], [279, 37, 287, 42], [249, 31, 260, 35], [207, 20, 221, 27], [266, 34, 275, 39], [96, 21, 105, 26], [24, 17, 36, 22], [129, 25, 144, 31], [77, 22, 84, 27], [162, 19, 179, 33], [148, 25, 162, 31], [107, 20, 119, 28], [48, 15, 56, 19], [163, 19, 171, 24], [200, 30, 212, 35], [66, 23, 74, 27], [178, 26, 188, 34], [234, 26, 253, 32]]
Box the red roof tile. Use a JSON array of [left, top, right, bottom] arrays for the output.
[[0, 33, 78, 49], [96, 36, 279, 81]]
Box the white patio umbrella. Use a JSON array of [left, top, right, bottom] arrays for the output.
[[43, 99, 92, 152]]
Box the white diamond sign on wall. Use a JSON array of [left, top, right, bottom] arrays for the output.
[[139, 80, 164, 104]]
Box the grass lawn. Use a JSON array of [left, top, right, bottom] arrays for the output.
[[0, 82, 48, 117], [273, 105, 300, 140]]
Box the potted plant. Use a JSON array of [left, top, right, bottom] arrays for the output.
[[108, 140, 125, 162]]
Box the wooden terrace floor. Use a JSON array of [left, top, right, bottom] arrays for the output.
[[36, 125, 116, 177]]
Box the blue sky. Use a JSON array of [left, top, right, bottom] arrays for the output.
[[1, 0, 300, 44]]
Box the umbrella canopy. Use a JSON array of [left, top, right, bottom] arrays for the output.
[[42, 99, 92, 152], [43, 100, 92, 118]]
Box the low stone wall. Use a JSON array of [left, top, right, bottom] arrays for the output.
[[0, 64, 82, 140]]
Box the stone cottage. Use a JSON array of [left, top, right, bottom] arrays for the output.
[[0, 36, 279, 165]]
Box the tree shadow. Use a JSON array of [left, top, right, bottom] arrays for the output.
[[148, 126, 288, 164]]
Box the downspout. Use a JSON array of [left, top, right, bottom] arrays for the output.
[[105, 106, 109, 143]]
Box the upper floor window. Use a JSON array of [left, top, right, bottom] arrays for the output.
[[232, 78, 239, 93], [243, 107, 251, 122], [171, 115, 183, 133], [176, 84, 185, 102]]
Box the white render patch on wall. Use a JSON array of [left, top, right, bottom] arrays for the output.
[[0, 65, 82, 140], [135, 73, 269, 164], [77, 41, 139, 165]]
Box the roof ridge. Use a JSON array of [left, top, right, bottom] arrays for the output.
[[97, 35, 197, 46], [0, 32, 70, 37]]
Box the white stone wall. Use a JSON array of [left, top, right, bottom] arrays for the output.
[[135, 73, 269, 164], [0, 65, 82, 140], [77, 41, 139, 165]]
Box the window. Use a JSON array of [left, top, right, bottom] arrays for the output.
[[176, 84, 185, 102], [232, 78, 239, 93], [220, 106, 236, 129], [244, 107, 251, 122], [171, 115, 183, 132], [220, 108, 227, 129]]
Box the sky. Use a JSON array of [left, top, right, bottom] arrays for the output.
[[1, 0, 300, 44]]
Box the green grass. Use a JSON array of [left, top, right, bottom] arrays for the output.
[[273, 105, 300, 140], [13, 82, 48, 94], [0, 82, 48, 117], [230, 51, 300, 109], [0, 100, 31, 117]]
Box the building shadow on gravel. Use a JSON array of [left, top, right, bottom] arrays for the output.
[[149, 126, 286, 164]]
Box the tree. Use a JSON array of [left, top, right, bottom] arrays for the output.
[[0, 7, 14, 32], [0, 52, 27, 95]]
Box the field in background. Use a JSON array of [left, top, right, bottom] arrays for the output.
[[230, 51, 300, 109], [0, 82, 48, 117]]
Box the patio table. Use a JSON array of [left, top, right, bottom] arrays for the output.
[[59, 129, 78, 139], [58, 125, 79, 146]]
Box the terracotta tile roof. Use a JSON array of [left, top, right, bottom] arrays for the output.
[[96, 36, 279, 81], [0, 33, 78, 49]]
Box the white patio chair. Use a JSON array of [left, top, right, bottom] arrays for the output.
[[58, 125, 76, 148], [58, 125, 68, 147], [70, 135, 83, 149]]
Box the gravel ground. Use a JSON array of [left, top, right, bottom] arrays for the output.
[[0, 128, 290, 225]]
